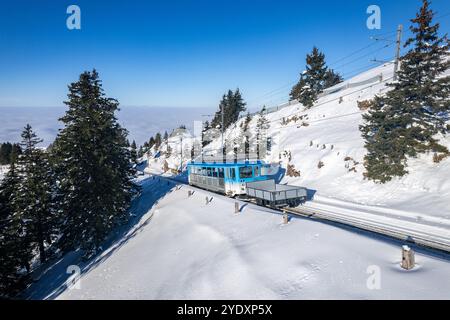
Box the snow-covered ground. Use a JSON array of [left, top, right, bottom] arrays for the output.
[[147, 62, 450, 236], [14, 61, 450, 300], [32, 175, 449, 300]]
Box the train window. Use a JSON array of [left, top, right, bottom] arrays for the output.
[[239, 166, 253, 178], [218, 168, 224, 178], [213, 169, 218, 177], [254, 166, 259, 177]]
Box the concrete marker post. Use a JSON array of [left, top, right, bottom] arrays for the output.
[[401, 245, 415, 270]]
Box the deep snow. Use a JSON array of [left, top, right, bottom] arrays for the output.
[[147, 62, 450, 233], [11, 60, 450, 300], [50, 175, 450, 299]]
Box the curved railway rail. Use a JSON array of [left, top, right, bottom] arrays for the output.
[[146, 171, 450, 254]]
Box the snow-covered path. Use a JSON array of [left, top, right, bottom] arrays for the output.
[[54, 175, 450, 300]]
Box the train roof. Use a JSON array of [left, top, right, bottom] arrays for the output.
[[188, 160, 265, 167]]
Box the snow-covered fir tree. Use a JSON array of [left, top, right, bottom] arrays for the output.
[[12, 125, 57, 263], [256, 106, 270, 159], [240, 112, 252, 159], [0, 143, 21, 165], [323, 68, 344, 89], [154, 132, 162, 150], [138, 145, 144, 158], [290, 47, 343, 108], [52, 70, 137, 257], [361, 0, 450, 183], [211, 89, 247, 130], [0, 149, 30, 297], [130, 140, 138, 164]]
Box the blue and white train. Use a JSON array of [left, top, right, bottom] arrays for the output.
[[187, 160, 273, 196]]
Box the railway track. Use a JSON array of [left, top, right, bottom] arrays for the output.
[[145, 171, 450, 254], [282, 206, 450, 254]]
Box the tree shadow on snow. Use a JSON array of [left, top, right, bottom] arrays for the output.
[[23, 175, 177, 300]]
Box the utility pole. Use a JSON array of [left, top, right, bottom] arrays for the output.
[[201, 114, 213, 164], [393, 24, 403, 81], [201, 121, 204, 163], [180, 136, 183, 173], [221, 102, 225, 163]]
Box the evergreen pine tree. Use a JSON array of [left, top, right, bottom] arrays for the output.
[[12, 125, 57, 263], [361, 0, 450, 183], [228, 89, 247, 127], [148, 136, 156, 149], [130, 140, 138, 163], [395, 0, 450, 137], [52, 70, 137, 257], [0, 143, 22, 165], [290, 74, 307, 103], [138, 145, 144, 158], [211, 94, 228, 130], [154, 132, 162, 150], [211, 89, 247, 130], [0, 143, 12, 165], [0, 150, 30, 297], [291, 47, 342, 108], [360, 96, 410, 183], [323, 69, 344, 89], [290, 47, 328, 108], [240, 112, 252, 159], [256, 106, 270, 159]]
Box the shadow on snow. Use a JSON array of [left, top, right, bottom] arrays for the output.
[[23, 174, 176, 300]]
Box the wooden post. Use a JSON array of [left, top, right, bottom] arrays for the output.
[[235, 202, 240, 214], [401, 245, 415, 270], [283, 212, 289, 224]]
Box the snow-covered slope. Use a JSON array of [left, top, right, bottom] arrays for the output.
[[23, 62, 450, 299], [148, 62, 450, 222], [54, 177, 450, 299]]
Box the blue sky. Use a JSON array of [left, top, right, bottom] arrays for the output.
[[0, 0, 448, 110]]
